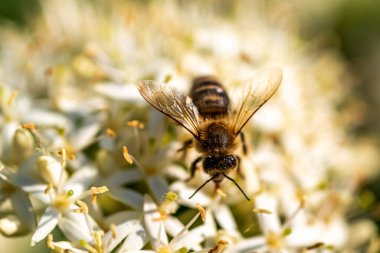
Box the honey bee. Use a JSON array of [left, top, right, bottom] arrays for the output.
[[138, 68, 282, 201]]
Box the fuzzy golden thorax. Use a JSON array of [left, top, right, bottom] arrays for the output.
[[196, 120, 238, 155]]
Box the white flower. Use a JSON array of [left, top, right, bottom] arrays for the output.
[[29, 152, 104, 246], [142, 195, 213, 252]]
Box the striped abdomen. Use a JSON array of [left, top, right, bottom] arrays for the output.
[[190, 76, 230, 119]]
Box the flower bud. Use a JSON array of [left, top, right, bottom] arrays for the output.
[[37, 155, 65, 186], [0, 215, 21, 236], [10, 128, 34, 164]]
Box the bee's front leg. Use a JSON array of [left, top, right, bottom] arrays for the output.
[[240, 132, 248, 155], [186, 156, 203, 182], [236, 155, 245, 179], [177, 139, 193, 159]]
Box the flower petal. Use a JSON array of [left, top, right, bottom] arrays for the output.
[[109, 187, 144, 210], [31, 207, 60, 246], [254, 193, 281, 234], [143, 195, 168, 249], [64, 166, 98, 197], [10, 190, 36, 231], [213, 204, 237, 231], [68, 120, 101, 151], [147, 174, 169, 202], [104, 219, 142, 252], [118, 222, 148, 251], [58, 214, 94, 244], [105, 210, 141, 225], [105, 169, 143, 187], [94, 83, 142, 102], [170, 181, 211, 207], [50, 241, 87, 253]]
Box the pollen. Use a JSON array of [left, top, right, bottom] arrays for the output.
[[266, 231, 283, 250], [209, 240, 229, 253], [216, 189, 226, 198], [295, 188, 306, 207], [44, 184, 53, 194], [157, 246, 171, 253], [122, 145, 133, 164], [53, 194, 72, 212], [253, 208, 272, 215], [46, 234, 55, 249], [93, 230, 103, 249], [195, 203, 206, 222], [21, 122, 37, 130], [75, 200, 89, 214], [80, 239, 97, 253], [57, 149, 76, 160], [154, 213, 169, 222], [110, 223, 117, 239], [127, 120, 144, 129], [106, 128, 116, 138], [165, 191, 178, 202], [91, 186, 109, 194]]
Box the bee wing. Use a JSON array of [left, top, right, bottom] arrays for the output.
[[232, 68, 282, 135], [138, 80, 201, 138]]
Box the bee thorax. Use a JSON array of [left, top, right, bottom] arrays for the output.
[[198, 122, 235, 153]]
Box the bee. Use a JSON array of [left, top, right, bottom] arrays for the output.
[[138, 68, 282, 201]]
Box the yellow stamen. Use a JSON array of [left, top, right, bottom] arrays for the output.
[[216, 189, 226, 198], [127, 120, 144, 129], [157, 246, 171, 253], [59, 148, 66, 168], [47, 234, 55, 249], [153, 210, 169, 221], [57, 148, 76, 160], [266, 231, 283, 250], [106, 128, 116, 138], [93, 231, 103, 250], [44, 184, 53, 194], [295, 188, 306, 207], [110, 223, 117, 239], [91, 194, 97, 205], [122, 146, 133, 164], [80, 240, 97, 253], [195, 203, 206, 222], [209, 240, 229, 253], [91, 186, 109, 194], [253, 208, 272, 214], [21, 123, 37, 130], [75, 200, 89, 214], [165, 191, 177, 202]]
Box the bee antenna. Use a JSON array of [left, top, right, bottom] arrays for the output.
[[223, 174, 250, 201], [189, 175, 218, 199]]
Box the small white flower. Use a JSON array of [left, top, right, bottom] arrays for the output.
[[30, 153, 104, 246]]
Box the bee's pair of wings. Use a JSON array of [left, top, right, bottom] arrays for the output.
[[138, 68, 282, 139]]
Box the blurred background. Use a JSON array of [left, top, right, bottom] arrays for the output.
[[0, 0, 379, 251], [1, 1, 379, 116], [1, 0, 378, 130]]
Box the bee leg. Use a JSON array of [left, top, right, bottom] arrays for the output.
[[177, 139, 193, 159], [240, 132, 248, 155], [236, 155, 245, 179], [186, 156, 202, 182]]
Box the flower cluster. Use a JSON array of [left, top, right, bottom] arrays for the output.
[[0, 0, 378, 252]]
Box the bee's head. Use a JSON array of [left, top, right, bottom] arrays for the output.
[[203, 155, 237, 173], [189, 154, 250, 201]]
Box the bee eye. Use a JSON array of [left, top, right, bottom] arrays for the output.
[[226, 155, 236, 168]]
